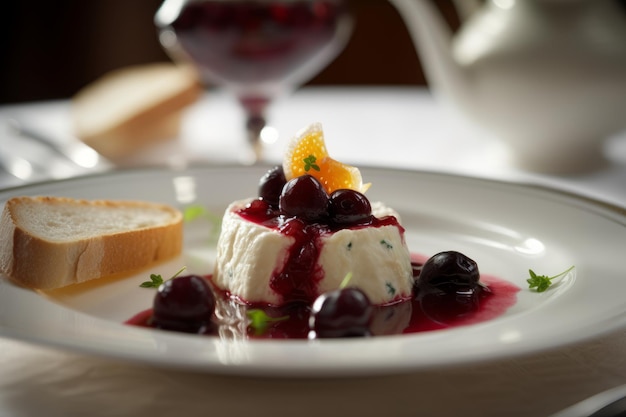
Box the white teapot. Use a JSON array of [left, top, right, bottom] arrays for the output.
[[389, 0, 626, 173]]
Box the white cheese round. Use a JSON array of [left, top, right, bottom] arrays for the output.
[[213, 199, 414, 306]]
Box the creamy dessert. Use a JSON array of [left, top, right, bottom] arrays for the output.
[[213, 197, 413, 306]]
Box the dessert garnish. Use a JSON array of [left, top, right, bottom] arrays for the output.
[[414, 251, 489, 295], [182, 205, 222, 241], [527, 266, 575, 292], [283, 122, 370, 194], [309, 286, 374, 338], [247, 309, 289, 336], [151, 274, 216, 334], [139, 266, 186, 288], [183, 205, 211, 222]]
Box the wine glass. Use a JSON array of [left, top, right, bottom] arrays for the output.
[[155, 0, 354, 163]]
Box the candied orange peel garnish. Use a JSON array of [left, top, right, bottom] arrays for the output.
[[282, 123, 370, 194]]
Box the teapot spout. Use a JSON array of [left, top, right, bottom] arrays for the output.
[[389, 0, 474, 111]]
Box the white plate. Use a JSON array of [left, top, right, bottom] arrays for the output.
[[0, 166, 624, 377]]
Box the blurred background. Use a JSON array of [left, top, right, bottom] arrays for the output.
[[0, 0, 466, 104]]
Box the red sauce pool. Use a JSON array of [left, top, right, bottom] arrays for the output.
[[125, 255, 519, 339]]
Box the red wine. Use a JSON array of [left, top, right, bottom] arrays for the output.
[[158, 1, 352, 99]]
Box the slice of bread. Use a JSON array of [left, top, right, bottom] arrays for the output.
[[72, 62, 202, 159], [0, 196, 183, 290]]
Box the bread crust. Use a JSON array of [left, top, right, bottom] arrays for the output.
[[0, 196, 183, 290]]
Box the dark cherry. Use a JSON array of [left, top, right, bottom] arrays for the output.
[[414, 252, 492, 324], [416, 251, 480, 295], [279, 174, 329, 222], [329, 189, 372, 226], [152, 275, 216, 333], [259, 165, 286, 208], [309, 287, 373, 338]]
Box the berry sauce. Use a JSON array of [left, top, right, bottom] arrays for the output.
[[125, 258, 519, 339]]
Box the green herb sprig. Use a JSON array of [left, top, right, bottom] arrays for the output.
[[246, 309, 289, 335], [140, 266, 187, 288], [527, 266, 575, 292], [183, 205, 210, 222], [303, 155, 320, 172], [183, 204, 223, 242]]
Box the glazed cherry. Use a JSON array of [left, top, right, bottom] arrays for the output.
[[415, 251, 480, 295], [279, 174, 329, 222], [152, 275, 216, 333], [309, 287, 374, 338], [329, 189, 372, 226], [259, 165, 286, 208]]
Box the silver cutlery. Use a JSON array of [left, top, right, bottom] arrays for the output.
[[0, 118, 112, 185], [7, 118, 110, 170]]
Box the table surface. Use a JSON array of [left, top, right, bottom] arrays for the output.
[[0, 87, 625, 417]]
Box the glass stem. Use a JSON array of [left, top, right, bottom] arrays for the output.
[[241, 96, 270, 164], [246, 113, 266, 163]]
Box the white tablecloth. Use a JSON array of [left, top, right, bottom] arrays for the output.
[[0, 87, 625, 417]]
